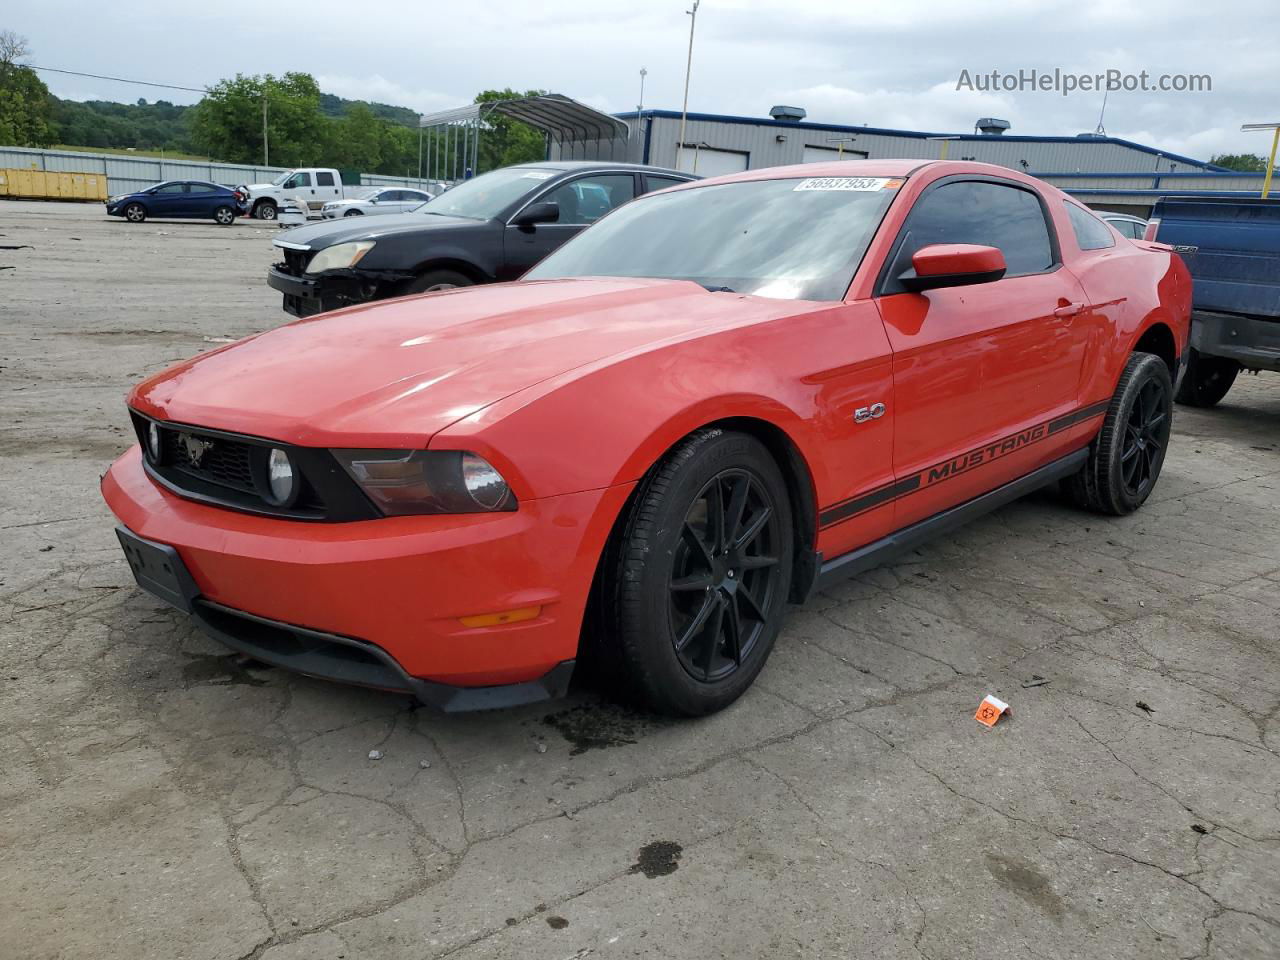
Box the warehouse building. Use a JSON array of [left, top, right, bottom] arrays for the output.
[[420, 95, 1269, 216]]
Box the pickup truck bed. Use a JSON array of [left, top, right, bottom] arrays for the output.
[[1149, 195, 1280, 405]]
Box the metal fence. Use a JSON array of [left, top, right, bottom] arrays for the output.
[[0, 145, 443, 197]]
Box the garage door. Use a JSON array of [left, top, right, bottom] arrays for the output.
[[803, 145, 868, 163], [676, 146, 749, 177]]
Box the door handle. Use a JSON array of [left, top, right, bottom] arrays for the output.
[[1053, 302, 1084, 318]]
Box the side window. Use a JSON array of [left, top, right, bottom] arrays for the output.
[[155, 182, 186, 194], [286, 173, 312, 189], [542, 174, 636, 225], [377, 190, 400, 202], [1066, 203, 1117, 250], [188, 183, 215, 194], [316, 171, 336, 187], [642, 175, 688, 194], [890, 180, 1055, 283]]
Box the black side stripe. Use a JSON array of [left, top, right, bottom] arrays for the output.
[[818, 399, 1109, 530], [1047, 400, 1111, 435]]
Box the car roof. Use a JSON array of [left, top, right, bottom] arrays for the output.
[[1098, 211, 1146, 221], [518, 160, 691, 177]]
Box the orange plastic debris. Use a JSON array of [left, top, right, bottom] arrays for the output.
[[975, 694, 1010, 728]]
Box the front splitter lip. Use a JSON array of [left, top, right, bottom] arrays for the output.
[[192, 596, 575, 712]]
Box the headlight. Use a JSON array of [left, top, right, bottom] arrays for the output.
[[305, 241, 375, 274], [146, 421, 161, 462], [264, 448, 297, 506], [332, 450, 515, 516]]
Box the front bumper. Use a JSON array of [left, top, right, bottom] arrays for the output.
[[1191, 310, 1280, 372], [104, 445, 633, 703], [267, 265, 376, 317]]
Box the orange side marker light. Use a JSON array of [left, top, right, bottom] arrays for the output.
[[459, 606, 542, 628], [975, 694, 1010, 728]]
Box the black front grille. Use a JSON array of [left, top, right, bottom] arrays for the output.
[[129, 412, 378, 522], [162, 429, 257, 493]]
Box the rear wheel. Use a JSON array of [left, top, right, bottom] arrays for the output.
[[1175, 347, 1238, 407], [213, 205, 235, 226], [603, 429, 793, 716], [124, 202, 146, 223], [1066, 352, 1173, 515], [403, 269, 472, 295]]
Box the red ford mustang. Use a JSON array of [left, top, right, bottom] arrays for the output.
[[103, 160, 1191, 715]]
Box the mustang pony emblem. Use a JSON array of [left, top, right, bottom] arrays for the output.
[[180, 434, 213, 467]]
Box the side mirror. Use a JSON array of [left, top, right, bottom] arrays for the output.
[[899, 244, 1007, 292], [511, 201, 559, 228]]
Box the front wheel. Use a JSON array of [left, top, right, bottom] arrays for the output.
[[603, 429, 793, 716], [213, 205, 235, 226], [255, 201, 277, 221], [343, 209, 363, 217], [403, 269, 473, 295], [124, 202, 146, 223], [1065, 352, 1173, 515], [1175, 347, 1238, 407]]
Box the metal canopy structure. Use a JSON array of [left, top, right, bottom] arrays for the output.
[[416, 94, 630, 183]]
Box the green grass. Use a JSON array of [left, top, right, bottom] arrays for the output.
[[52, 144, 213, 162]]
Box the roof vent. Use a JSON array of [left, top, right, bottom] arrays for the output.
[[975, 117, 1011, 135], [769, 105, 807, 123]]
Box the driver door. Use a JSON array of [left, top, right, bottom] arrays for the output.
[[501, 173, 637, 280]]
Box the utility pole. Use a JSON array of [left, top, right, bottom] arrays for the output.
[[418, 118, 424, 186], [677, 1, 700, 170], [262, 95, 269, 167], [1241, 122, 1280, 198]]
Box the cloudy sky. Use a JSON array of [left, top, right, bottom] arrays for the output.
[[11, 0, 1277, 160]]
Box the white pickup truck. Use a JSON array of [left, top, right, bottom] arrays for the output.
[[238, 167, 360, 221]]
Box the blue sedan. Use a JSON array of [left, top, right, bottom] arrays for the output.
[[106, 180, 246, 226]]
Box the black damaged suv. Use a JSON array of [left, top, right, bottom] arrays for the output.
[[267, 161, 694, 317]]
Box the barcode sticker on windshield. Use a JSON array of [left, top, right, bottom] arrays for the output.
[[794, 177, 890, 192]]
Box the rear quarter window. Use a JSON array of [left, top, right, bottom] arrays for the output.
[[1066, 202, 1117, 250]]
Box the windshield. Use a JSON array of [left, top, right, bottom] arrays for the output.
[[525, 176, 902, 301], [271, 171, 293, 186], [417, 167, 556, 221]]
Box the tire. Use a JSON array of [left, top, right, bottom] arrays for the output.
[[124, 202, 146, 223], [1175, 347, 1238, 407], [255, 201, 277, 221], [602, 428, 794, 716], [403, 269, 472, 294], [343, 209, 363, 217], [213, 205, 235, 226], [1065, 352, 1173, 516]]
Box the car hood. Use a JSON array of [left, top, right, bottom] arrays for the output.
[[274, 212, 481, 250], [129, 278, 814, 448]]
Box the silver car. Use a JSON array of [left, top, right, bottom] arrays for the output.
[[1098, 211, 1148, 239], [321, 187, 438, 219]]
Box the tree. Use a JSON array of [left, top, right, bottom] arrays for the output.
[[0, 31, 57, 147], [190, 72, 329, 166], [1210, 153, 1270, 173]]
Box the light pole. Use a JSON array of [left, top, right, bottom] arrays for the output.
[[638, 67, 647, 114], [826, 136, 857, 158], [1241, 122, 1280, 198], [262, 94, 269, 167], [677, 1, 700, 170], [417, 117, 424, 186], [927, 135, 961, 160]]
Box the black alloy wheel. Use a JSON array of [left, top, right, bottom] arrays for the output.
[[1065, 351, 1173, 515], [669, 469, 781, 682], [600, 428, 794, 716], [1120, 378, 1168, 499]]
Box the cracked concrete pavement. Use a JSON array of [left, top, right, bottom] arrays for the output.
[[2, 200, 1278, 959]]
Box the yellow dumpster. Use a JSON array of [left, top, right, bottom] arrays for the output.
[[1, 168, 109, 202]]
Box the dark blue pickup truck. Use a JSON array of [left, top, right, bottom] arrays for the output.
[[1147, 196, 1280, 406]]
